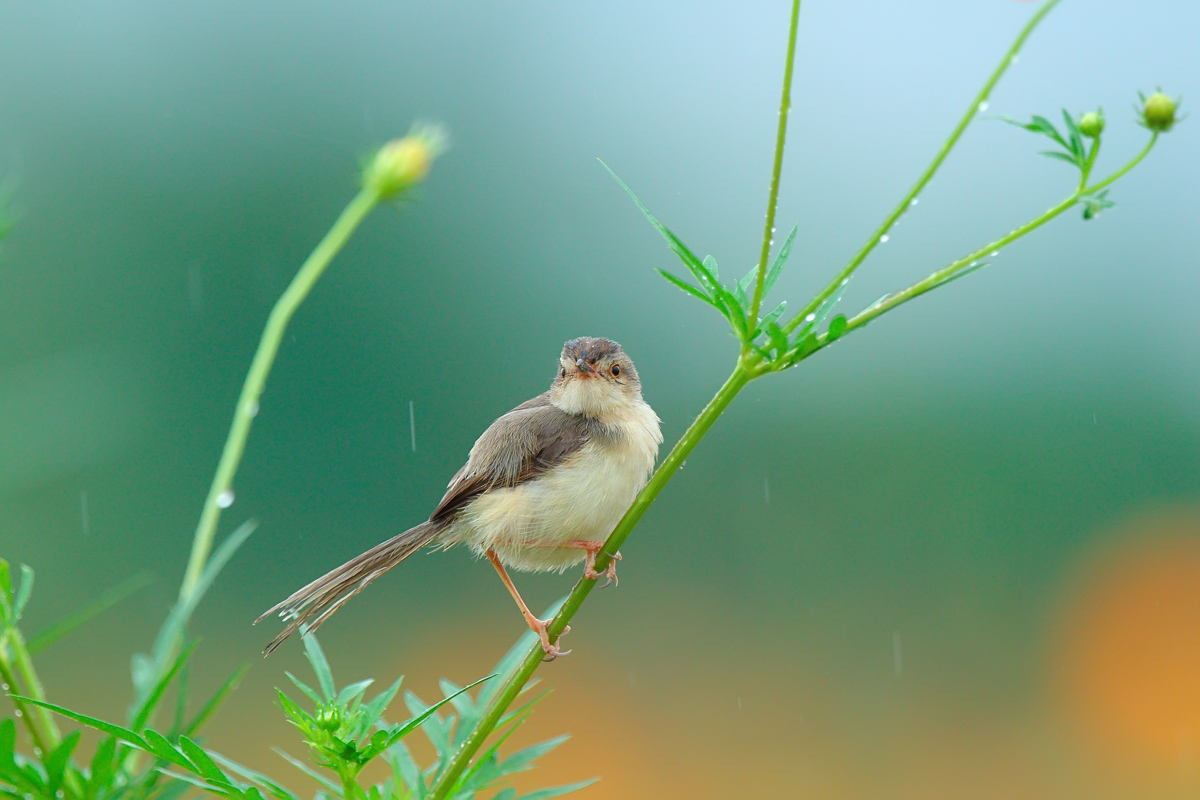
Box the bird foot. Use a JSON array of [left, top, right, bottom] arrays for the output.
[[583, 548, 621, 588], [531, 618, 571, 661]]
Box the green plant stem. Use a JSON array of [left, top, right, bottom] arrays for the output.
[[428, 365, 754, 799], [782, 0, 1062, 337], [795, 133, 1158, 354], [178, 187, 383, 601], [747, 0, 802, 339], [0, 628, 59, 754]]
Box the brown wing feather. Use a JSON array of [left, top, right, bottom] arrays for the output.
[[429, 393, 593, 523]]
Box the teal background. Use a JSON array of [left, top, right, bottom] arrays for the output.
[[3, 1, 1199, 797]]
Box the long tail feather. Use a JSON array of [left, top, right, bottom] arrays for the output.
[[255, 520, 441, 654]]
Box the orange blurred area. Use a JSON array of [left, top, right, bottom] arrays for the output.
[[1050, 507, 1200, 781]]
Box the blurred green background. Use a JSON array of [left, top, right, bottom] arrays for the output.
[[3, 0, 1199, 797]]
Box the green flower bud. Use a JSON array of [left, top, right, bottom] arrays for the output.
[[317, 705, 342, 732], [363, 123, 448, 198], [1140, 91, 1178, 132], [1079, 110, 1104, 137]]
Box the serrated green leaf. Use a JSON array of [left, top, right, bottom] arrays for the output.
[[655, 269, 719, 308], [13, 565, 33, 621], [763, 225, 798, 298], [301, 635, 336, 702], [131, 638, 198, 732], [599, 160, 718, 293], [827, 315, 848, 341], [518, 779, 600, 800], [29, 572, 153, 655]]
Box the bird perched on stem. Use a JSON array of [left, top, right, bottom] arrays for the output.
[[257, 337, 662, 659]]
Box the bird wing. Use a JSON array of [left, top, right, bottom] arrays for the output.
[[429, 392, 591, 523]]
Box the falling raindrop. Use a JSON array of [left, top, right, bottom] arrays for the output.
[[893, 630, 904, 678], [764, 477, 771, 504], [977, 100, 990, 113], [216, 490, 235, 508], [879, 234, 890, 243], [409, 400, 417, 453], [80, 490, 90, 536], [737, 697, 743, 710]]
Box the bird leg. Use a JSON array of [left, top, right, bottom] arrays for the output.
[[485, 549, 570, 660], [563, 540, 621, 588]]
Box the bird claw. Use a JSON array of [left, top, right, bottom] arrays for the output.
[[583, 550, 621, 588], [533, 620, 571, 661]]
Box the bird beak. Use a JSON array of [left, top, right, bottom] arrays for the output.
[[574, 357, 594, 378]]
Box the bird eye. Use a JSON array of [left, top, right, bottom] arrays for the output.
[[559, 367, 566, 378], [610, 363, 621, 377]]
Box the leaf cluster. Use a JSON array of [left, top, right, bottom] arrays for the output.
[[1005, 109, 1114, 219]]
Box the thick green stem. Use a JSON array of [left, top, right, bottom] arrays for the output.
[[747, 0, 802, 340], [428, 366, 754, 799], [783, 0, 1062, 336], [178, 187, 382, 601]]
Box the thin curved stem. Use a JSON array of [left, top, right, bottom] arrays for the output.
[[178, 187, 382, 600], [794, 133, 1158, 355], [428, 366, 754, 799], [747, 0, 802, 342], [782, 0, 1062, 337]]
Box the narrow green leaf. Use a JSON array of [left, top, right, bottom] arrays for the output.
[[19, 697, 149, 747], [141, 729, 193, 769], [1039, 150, 1081, 166], [360, 674, 404, 731], [763, 225, 798, 298], [302, 635, 336, 702], [13, 565, 34, 621], [599, 160, 718, 292], [86, 735, 119, 793], [335, 678, 375, 708], [766, 322, 788, 357], [732, 279, 748, 312], [392, 677, 491, 745], [131, 639, 198, 732], [43, 730, 81, 793], [518, 778, 601, 800], [757, 301, 787, 335], [272, 748, 342, 795], [209, 751, 299, 800], [0, 560, 12, 609], [493, 789, 517, 800], [1026, 115, 1068, 149], [500, 734, 570, 774], [827, 315, 848, 341], [702, 254, 719, 281], [29, 572, 153, 654], [655, 269, 718, 308], [156, 769, 239, 797], [283, 672, 322, 706], [179, 736, 228, 783], [275, 689, 313, 727], [1061, 108, 1085, 163], [185, 661, 251, 737]]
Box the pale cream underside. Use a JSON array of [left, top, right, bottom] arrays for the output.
[[441, 399, 661, 572]]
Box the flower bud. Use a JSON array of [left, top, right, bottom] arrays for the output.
[[1079, 110, 1104, 137], [363, 123, 448, 198], [317, 705, 342, 732], [1140, 91, 1178, 133]]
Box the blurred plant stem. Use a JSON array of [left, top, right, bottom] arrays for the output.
[[782, 0, 1062, 338], [178, 186, 384, 601]]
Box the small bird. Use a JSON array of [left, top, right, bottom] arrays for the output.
[[257, 337, 662, 659]]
